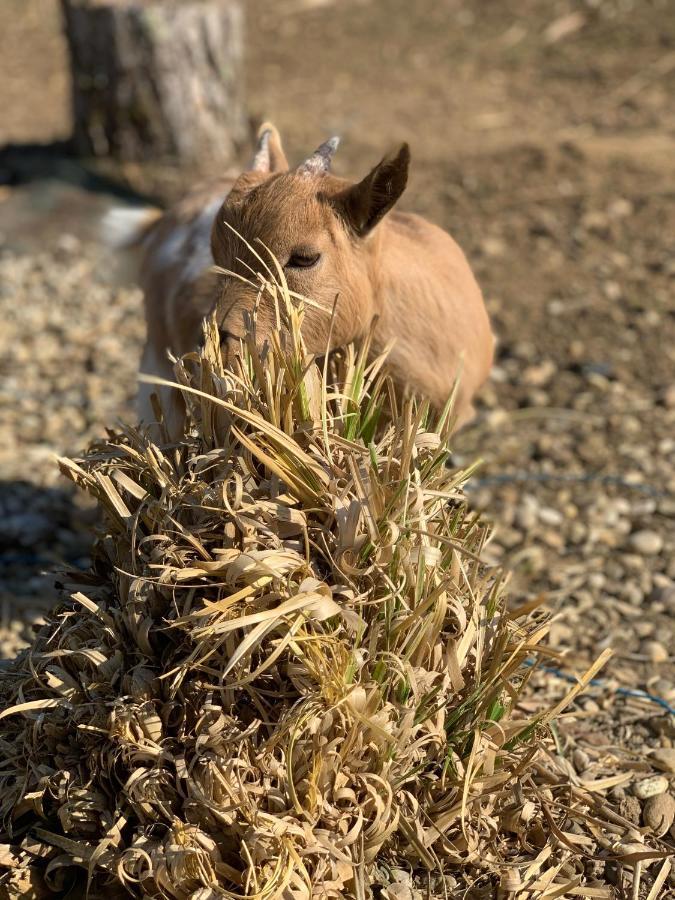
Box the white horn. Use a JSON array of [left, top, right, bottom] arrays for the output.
[[250, 128, 272, 172], [296, 136, 340, 177]]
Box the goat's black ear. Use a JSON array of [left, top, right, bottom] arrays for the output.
[[334, 143, 410, 237]]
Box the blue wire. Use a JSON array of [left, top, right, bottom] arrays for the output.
[[523, 658, 675, 717], [464, 470, 675, 499]]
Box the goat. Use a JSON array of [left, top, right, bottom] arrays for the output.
[[103, 123, 494, 437]]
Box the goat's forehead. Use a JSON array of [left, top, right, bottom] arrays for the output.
[[228, 176, 333, 238]]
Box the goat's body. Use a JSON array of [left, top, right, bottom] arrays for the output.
[[373, 211, 494, 426], [108, 180, 235, 431], [107, 134, 493, 435]]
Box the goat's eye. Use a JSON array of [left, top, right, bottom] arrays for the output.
[[286, 250, 321, 269]]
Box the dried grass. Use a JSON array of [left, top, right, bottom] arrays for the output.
[[0, 268, 668, 898]]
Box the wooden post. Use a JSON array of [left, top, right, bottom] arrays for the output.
[[60, 0, 246, 171]]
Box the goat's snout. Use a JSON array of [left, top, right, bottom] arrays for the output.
[[216, 326, 240, 366]]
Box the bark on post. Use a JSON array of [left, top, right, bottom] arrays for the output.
[[60, 0, 246, 171]]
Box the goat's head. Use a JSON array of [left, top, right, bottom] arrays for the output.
[[210, 123, 410, 362]]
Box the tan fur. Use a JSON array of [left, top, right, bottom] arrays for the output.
[[127, 125, 494, 436]]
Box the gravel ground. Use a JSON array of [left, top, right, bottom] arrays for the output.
[[0, 227, 145, 655]]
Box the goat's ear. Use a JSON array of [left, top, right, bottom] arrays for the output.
[[250, 122, 289, 173], [335, 143, 410, 237]]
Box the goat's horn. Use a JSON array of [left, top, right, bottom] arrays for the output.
[[296, 136, 340, 177], [250, 127, 272, 172]]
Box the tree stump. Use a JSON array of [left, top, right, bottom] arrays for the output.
[[60, 0, 246, 171]]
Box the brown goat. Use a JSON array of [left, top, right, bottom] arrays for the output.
[[103, 124, 494, 437]]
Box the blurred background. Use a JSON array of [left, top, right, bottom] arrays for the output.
[[0, 0, 673, 749]]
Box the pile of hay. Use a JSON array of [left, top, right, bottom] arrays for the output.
[[0, 275, 666, 897]]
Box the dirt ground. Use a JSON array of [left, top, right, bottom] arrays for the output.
[[0, 0, 674, 889]]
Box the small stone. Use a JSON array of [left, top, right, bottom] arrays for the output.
[[620, 583, 644, 606], [591, 527, 621, 548], [652, 679, 675, 702], [651, 584, 675, 611], [631, 498, 657, 517], [549, 622, 574, 645], [650, 749, 675, 774], [542, 529, 565, 550], [569, 522, 587, 544], [572, 748, 590, 773], [496, 527, 523, 550], [523, 360, 556, 387], [647, 717, 675, 740], [623, 553, 648, 572], [581, 210, 610, 235], [633, 776, 669, 800], [642, 793, 675, 837], [642, 641, 669, 663], [526, 388, 549, 407], [603, 280, 622, 301], [662, 384, 675, 409], [608, 197, 634, 219], [587, 572, 605, 591], [514, 495, 539, 531], [481, 236, 506, 258], [605, 560, 624, 580], [56, 233, 81, 255], [539, 506, 563, 527], [629, 530, 663, 556]]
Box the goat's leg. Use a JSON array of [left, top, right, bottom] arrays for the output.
[[137, 341, 185, 441]]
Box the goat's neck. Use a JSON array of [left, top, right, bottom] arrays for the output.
[[362, 228, 388, 319]]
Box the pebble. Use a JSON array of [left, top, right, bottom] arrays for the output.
[[539, 506, 563, 527], [633, 776, 669, 800], [572, 748, 590, 774], [603, 281, 622, 301], [541, 529, 565, 550], [642, 640, 669, 663], [629, 530, 663, 556], [514, 496, 540, 531], [620, 553, 645, 572], [651, 584, 675, 611], [481, 236, 507, 258], [581, 210, 610, 235], [642, 793, 675, 837], [497, 527, 523, 550], [649, 749, 675, 774], [523, 360, 556, 387], [608, 198, 634, 220], [620, 583, 644, 606]]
